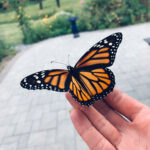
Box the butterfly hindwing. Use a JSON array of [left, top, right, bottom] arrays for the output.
[[75, 32, 122, 69], [20, 70, 71, 92], [69, 68, 115, 106]]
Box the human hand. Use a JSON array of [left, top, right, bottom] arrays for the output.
[[65, 88, 150, 150]]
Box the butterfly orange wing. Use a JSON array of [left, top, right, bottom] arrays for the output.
[[75, 33, 122, 69], [21, 70, 71, 92], [69, 68, 115, 106]]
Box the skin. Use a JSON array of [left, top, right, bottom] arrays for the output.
[[65, 88, 150, 150]]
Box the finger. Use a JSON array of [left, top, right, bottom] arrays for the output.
[[82, 106, 121, 146], [93, 100, 129, 131], [70, 109, 116, 150], [66, 92, 128, 131], [104, 88, 147, 120]]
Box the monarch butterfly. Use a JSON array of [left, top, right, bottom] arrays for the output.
[[20, 32, 122, 106]]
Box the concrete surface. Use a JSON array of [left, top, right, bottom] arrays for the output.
[[0, 22, 150, 150]]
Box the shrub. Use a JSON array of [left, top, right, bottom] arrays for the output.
[[77, 13, 92, 31], [115, 0, 149, 25], [29, 15, 71, 43], [0, 39, 8, 61], [15, 5, 35, 44], [7, 0, 35, 44], [81, 0, 119, 29], [0, 1, 9, 10], [31, 23, 50, 42], [49, 15, 71, 36], [0, 50, 7, 62], [80, 0, 150, 30], [0, 39, 17, 62]]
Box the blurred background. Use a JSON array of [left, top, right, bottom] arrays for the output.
[[0, 0, 149, 54], [0, 0, 150, 150]]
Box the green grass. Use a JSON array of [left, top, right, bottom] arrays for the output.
[[0, 11, 17, 24], [24, 0, 81, 19], [0, 49, 17, 61], [0, 49, 17, 71], [0, 23, 23, 46], [0, 38, 17, 63], [0, 0, 81, 24]]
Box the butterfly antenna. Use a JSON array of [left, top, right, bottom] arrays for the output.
[[68, 54, 70, 66], [50, 60, 67, 66]]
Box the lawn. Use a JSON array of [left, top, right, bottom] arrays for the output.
[[0, 0, 81, 24], [0, 23, 23, 46]]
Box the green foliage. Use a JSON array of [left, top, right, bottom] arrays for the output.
[[81, 0, 119, 29], [77, 13, 92, 31], [0, 39, 6, 49], [0, 39, 9, 61], [115, 0, 149, 25], [0, 38, 17, 62], [28, 15, 71, 43], [0, 0, 9, 10], [7, 0, 35, 44], [0, 0, 149, 47], [81, 0, 150, 30], [50, 15, 71, 36], [0, 0, 80, 24], [0, 50, 7, 62]]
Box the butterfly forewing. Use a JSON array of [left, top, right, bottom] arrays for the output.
[[20, 70, 71, 92], [75, 33, 122, 69], [69, 68, 115, 106]]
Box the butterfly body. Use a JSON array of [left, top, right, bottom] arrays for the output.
[[21, 33, 122, 106], [67, 65, 77, 75]]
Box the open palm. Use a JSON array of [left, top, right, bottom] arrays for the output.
[[66, 88, 150, 150]]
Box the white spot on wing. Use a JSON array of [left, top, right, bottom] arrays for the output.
[[34, 75, 39, 79], [42, 75, 45, 78], [104, 40, 108, 44], [37, 80, 41, 84]]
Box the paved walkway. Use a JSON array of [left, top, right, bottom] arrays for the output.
[[0, 23, 150, 150]]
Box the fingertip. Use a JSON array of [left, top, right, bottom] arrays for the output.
[[65, 92, 75, 105], [65, 92, 71, 100]]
